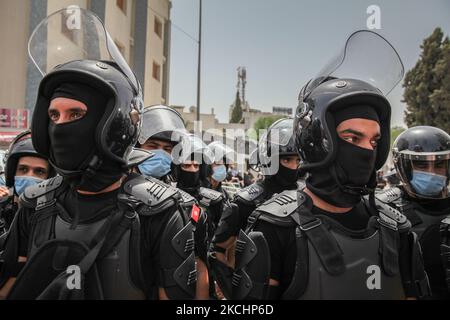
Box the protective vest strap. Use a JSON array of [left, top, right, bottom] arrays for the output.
[[280, 226, 309, 300], [291, 191, 345, 276]]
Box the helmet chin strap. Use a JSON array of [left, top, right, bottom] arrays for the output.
[[50, 154, 103, 186], [52, 155, 104, 230]]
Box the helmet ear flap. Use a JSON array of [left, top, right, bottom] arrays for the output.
[[301, 119, 328, 164]]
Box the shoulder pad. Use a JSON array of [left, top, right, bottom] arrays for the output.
[[255, 189, 299, 227], [178, 189, 197, 207], [257, 189, 298, 218], [199, 187, 223, 206], [20, 176, 64, 209], [375, 187, 403, 204], [374, 198, 411, 231], [123, 174, 180, 214], [234, 183, 265, 205]]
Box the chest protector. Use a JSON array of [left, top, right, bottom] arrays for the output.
[[126, 176, 208, 300], [8, 174, 192, 300], [233, 189, 429, 300], [7, 176, 147, 300]]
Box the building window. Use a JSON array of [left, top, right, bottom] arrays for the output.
[[153, 62, 161, 82], [117, 0, 127, 15], [154, 17, 162, 39]]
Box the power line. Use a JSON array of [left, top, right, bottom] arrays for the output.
[[147, 5, 199, 43], [172, 23, 199, 43]]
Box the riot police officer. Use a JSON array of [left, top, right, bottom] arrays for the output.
[[208, 117, 300, 299], [172, 134, 235, 297], [135, 105, 187, 183], [376, 126, 450, 299], [205, 141, 236, 200], [0, 8, 206, 300], [0, 131, 53, 237], [231, 30, 430, 300]]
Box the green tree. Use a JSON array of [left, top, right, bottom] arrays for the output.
[[390, 126, 406, 148], [230, 91, 243, 123], [253, 115, 285, 140], [403, 27, 450, 133]]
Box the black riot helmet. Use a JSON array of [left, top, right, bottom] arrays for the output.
[[206, 141, 236, 181], [4, 131, 54, 188], [295, 78, 391, 172], [258, 118, 297, 176], [138, 105, 187, 146], [171, 134, 213, 182], [393, 126, 450, 199], [248, 148, 261, 173], [294, 30, 404, 174], [207, 141, 235, 166], [29, 8, 143, 176]]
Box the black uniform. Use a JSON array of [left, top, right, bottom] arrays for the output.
[[388, 125, 450, 299], [1, 8, 204, 300], [231, 31, 430, 300], [376, 187, 450, 299], [0, 174, 182, 299], [234, 189, 427, 299], [0, 196, 16, 237], [0, 130, 55, 239], [209, 118, 300, 299]]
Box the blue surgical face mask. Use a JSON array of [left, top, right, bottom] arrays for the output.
[[411, 170, 448, 197], [212, 165, 227, 182], [138, 149, 172, 178], [0, 175, 5, 187], [14, 176, 44, 196]]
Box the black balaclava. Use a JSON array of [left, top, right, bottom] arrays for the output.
[[306, 105, 379, 208], [274, 158, 299, 188], [177, 153, 202, 194], [48, 82, 124, 193], [178, 170, 200, 189]]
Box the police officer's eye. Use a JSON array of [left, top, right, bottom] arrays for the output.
[[435, 161, 445, 169], [414, 161, 428, 169], [343, 136, 358, 144], [18, 166, 29, 174], [70, 110, 86, 120], [34, 168, 47, 177], [145, 143, 159, 150], [48, 110, 60, 121]]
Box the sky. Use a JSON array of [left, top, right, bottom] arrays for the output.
[[168, 0, 450, 127]]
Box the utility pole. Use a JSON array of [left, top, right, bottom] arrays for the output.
[[196, 0, 202, 122]]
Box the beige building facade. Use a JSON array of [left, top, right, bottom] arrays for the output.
[[0, 0, 171, 141]]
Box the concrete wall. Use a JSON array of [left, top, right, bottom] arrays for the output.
[[1, 0, 171, 114], [144, 0, 170, 106], [104, 0, 134, 63]]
